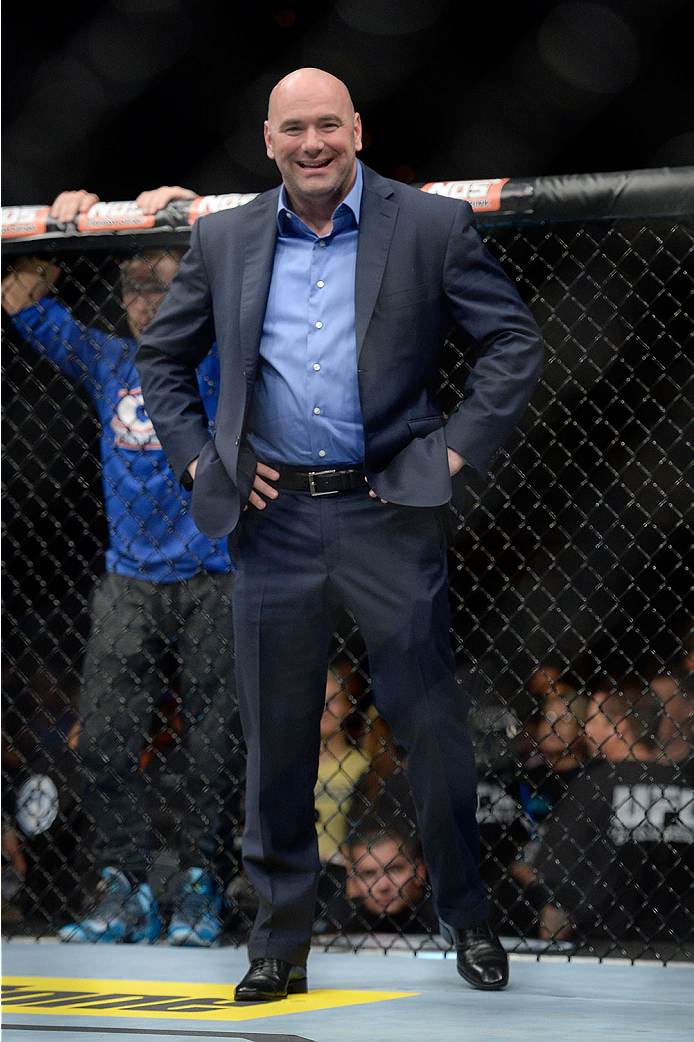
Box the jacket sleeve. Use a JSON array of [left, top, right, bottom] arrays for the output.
[[442, 204, 546, 479], [135, 220, 217, 483]]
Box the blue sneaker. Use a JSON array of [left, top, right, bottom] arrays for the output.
[[166, 868, 222, 947], [58, 867, 162, 944]]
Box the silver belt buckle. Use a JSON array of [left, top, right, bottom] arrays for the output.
[[308, 469, 339, 496]]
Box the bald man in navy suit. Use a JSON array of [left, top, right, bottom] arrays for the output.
[[137, 67, 545, 1000]]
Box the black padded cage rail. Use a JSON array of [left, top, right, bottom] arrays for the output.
[[2, 167, 693, 962]]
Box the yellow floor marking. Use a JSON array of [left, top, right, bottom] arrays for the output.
[[2, 975, 417, 1022]]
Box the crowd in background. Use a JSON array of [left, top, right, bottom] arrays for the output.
[[3, 612, 693, 947]]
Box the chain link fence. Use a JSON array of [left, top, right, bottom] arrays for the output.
[[2, 170, 693, 962]]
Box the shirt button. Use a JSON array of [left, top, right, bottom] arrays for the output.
[[318, 449, 326, 457], [315, 321, 323, 329], [313, 363, 321, 371], [313, 407, 321, 415], [317, 280, 324, 288], [318, 240, 326, 247]]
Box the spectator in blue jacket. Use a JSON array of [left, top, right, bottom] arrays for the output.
[[2, 190, 240, 946]]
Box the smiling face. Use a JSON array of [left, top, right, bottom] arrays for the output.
[[264, 68, 362, 221]]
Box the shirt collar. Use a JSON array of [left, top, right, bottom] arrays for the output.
[[277, 159, 363, 231]]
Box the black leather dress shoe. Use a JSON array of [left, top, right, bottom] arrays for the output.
[[234, 958, 308, 1002], [455, 921, 509, 991]]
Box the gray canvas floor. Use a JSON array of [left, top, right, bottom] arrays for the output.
[[2, 939, 693, 1042]]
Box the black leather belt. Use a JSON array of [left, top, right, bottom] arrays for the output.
[[273, 464, 365, 496]]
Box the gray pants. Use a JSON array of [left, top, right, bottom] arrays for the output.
[[77, 570, 240, 880]]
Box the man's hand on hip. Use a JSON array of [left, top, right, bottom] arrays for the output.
[[246, 462, 280, 511], [366, 476, 389, 504], [185, 458, 279, 509], [366, 447, 466, 504]]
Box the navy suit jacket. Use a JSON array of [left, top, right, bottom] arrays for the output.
[[136, 164, 545, 539]]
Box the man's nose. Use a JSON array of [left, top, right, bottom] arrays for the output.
[[302, 127, 324, 153]]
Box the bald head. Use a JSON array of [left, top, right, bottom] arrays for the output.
[[267, 68, 355, 124], [263, 67, 362, 229]]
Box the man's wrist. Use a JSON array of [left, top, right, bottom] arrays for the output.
[[181, 456, 199, 490], [446, 446, 466, 477]]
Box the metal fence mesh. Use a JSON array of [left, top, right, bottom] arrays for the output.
[[2, 212, 693, 961]]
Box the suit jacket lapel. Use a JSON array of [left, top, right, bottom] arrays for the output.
[[239, 189, 280, 374], [355, 167, 398, 358]]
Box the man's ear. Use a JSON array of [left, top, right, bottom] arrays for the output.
[[354, 112, 363, 153], [264, 121, 275, 160]]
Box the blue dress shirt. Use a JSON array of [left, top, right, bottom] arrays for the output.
[[246, 162, 365, 466]]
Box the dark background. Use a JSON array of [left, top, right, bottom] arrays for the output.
[[3, 2, 693, 953], [2, 0, 693, 206]]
